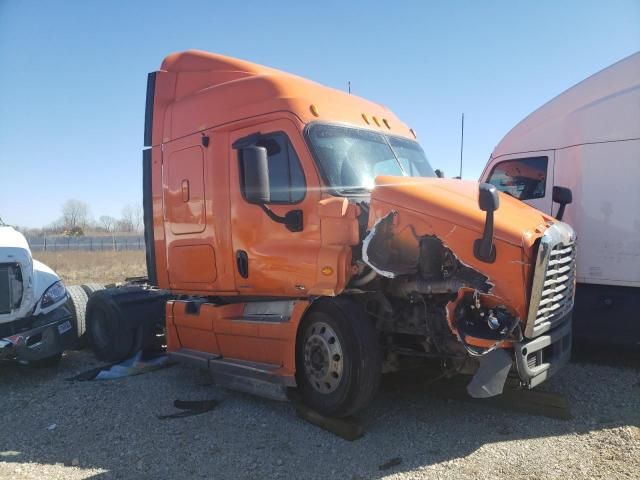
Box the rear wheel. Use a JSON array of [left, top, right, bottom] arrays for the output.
[[65, 286, 89, 349], [86, 290, 136, 362], [295, 298, 381, 418]]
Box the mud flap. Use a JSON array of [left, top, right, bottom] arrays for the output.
[[466, 348, 512, 398]]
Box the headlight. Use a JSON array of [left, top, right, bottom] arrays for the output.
[[41, 281, 67, 308]]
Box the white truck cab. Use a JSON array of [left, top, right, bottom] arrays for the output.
[[0, 225, 75, 365], [480, 52, 640, 345]]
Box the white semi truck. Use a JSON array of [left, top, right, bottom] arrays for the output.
[[480, 51, 640, 346], [0, 225, 81, 365]]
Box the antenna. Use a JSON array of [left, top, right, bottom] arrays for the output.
[[348, 81, 351, 94], [459, 113, 464, 179]]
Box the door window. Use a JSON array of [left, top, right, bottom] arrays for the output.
[[487, 156, 548, 200], [252, 133, 305, 203]]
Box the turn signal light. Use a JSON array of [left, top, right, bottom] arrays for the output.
[[321, 266, 334, 276]]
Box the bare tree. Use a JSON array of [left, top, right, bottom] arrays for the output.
[[61, 199, 90, 230], [120, 203, 143, 233], [99, 215, 118, 250], [99, 215, 117, 233], [118, 204, 135, 232], [133, 204, 143, 233], [47, 218, 65, 234]]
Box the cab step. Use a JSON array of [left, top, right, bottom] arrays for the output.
[[169, 348, 294, 401]]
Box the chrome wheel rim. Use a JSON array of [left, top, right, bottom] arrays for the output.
[[303, 321, 343, 394]]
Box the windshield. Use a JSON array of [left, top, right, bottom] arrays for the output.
[[307, 124, 436, 194]]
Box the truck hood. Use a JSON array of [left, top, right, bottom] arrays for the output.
[[0, 227, 35, 324], [0, 226, 31, 251], [371, 176, 552, 247], [0, 227, 63, 324]]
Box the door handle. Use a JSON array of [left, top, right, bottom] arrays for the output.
[[236, 250, 249, 278], [181, 179, 190, 202]]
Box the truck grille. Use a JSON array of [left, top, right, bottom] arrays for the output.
[[0, 263, 23, 315], [525, 224, 577, 338]]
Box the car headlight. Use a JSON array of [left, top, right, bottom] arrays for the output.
[[41, 281, 67, 308]]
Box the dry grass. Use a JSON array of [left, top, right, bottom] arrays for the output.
[[33, 250, 147, 286]]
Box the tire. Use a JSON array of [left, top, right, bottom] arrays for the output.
[[295, 297, 381, 418], [81, 283, 105, 297], [65, 285, 89, 349], [30, 352, 63, 368], [86, 289, 136, 362]]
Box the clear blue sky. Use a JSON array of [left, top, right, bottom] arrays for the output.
[[1, 0, 638, 228]]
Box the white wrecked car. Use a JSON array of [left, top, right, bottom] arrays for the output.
[[0, 225, 76, 366]]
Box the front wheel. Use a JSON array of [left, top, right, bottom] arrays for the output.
[[295, 298, 381, 418]]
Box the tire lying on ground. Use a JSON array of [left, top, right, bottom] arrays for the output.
[[65, 285, 89, 349], [295, 297, 382, 418]]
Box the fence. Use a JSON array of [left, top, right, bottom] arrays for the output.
[[26, 235, 146, 252]]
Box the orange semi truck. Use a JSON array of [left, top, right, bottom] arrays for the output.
[[86, 50, 576, 417]]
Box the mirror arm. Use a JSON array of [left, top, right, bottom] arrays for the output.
[[556, 204, 566, 221], [473, 210, 496, 263], [259, 204, 286, 223], [258, 204, 303, 232]]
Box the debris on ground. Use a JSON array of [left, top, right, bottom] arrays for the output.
[[157, 399, 220, 420], [295, 403, 363, 441], [379, 457, 403, 470], [67, 351, 171, 381]]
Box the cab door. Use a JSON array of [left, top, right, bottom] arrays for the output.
[[162, 134, 218, 291], [228, 118, 322, 296], [484, 150, 555, 213]]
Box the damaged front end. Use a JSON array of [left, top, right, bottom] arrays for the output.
[[350, 179, 575, 398]]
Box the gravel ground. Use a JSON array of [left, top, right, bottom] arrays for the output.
[[1, 350, 638, 480]]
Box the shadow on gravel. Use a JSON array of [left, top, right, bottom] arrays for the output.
[[0, 349, 638, 479], [572, 343, 640, 369]]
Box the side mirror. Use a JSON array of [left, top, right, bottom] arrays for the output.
[[474, 183, 499, 263], [435, 169, 444, 178], [241, 146, 270, 204], [552, 186, 572, 221], [478, 183, 500, 212], [239, 144, 304, 232]]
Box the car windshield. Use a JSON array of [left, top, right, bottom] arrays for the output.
[[307, 123, 436, 194]]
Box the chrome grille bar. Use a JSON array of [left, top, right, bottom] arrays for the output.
[[525, 223, 577, 338]]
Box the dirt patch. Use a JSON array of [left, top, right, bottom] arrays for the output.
[[33, 250, 147, 285]]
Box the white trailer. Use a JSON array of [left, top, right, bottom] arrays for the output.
[[480, 52, 640, 345]]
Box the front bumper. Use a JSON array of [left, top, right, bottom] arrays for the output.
[[514, 313, 572, 389], [0, 305, 75, 362]]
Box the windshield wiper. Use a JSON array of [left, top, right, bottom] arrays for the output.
[[338, 187, 372, 195]]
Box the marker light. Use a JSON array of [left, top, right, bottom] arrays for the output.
[[410, 128, 417, 138], [310, 104, 320, 117], [362, 113, 370, 124], [372, 116, 380, 126], [321, 266, 334, 276], [383, 118, 391, 129]]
